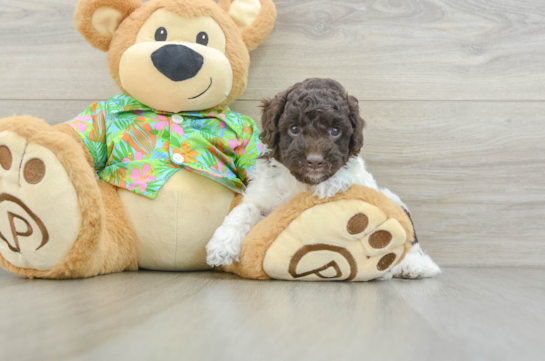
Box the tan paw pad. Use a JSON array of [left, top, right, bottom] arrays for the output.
[[262, 199, 407, 282], [0, 131, 81, 271], [360, 218, 406, 258]]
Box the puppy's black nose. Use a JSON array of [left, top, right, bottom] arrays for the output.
[[306, 154, 324, 169], [151, 44, 204, 82]]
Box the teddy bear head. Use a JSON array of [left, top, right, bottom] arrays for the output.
[[75, 0, 276, 113]]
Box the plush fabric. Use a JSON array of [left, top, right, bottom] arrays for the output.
[[0, 116, 137, 279], [121, 8, 235, 112], [92, 7, 124, 38], [118, 169, 234, 271], [0, 131, 82, 271], [226, 0, 262, 30], [105, 0, 273, 111], [0, 0, 281, 279], [75, 0, 278, 111], [222, 185, 415, 280], [136, 8, 228, 52], [119, 41, 234, 112], [219, 0, 276, 51], [75, 0, 143, 51], [262, 200, 408, 282], [54, 124, 96, 168]]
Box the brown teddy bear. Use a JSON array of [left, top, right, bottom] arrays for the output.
[[0, 0, 427, 281], [0, 0, 276, 278]]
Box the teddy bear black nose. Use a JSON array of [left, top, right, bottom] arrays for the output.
[[151, 44, 204, 82]]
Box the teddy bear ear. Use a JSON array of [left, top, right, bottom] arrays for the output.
[[75, 0, 143, 52], [219, 0, 277, 51]]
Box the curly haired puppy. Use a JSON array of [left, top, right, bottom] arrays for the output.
[[206, 78, 440, 279]]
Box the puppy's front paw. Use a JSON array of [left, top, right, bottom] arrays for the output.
[[312, 182, 330, 199], [206, 227, 245, 267], [313, 171, 353, 199]]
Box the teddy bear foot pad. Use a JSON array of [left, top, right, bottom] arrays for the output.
[[0, 130, 82, 271], [262, 199, 407, 282]]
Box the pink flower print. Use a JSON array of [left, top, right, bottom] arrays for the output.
[[229, 137, 250, 156], [209, 112, 227, 129], [172, 125, 184, 136], [128, 164, 155, 193], [122, 152, 143, 163], [74, 122, 87, 133], [209, 161, 226, 178], [155, 114, 168, 131], [68, 114, 91, 133], [74, 114, 91, 122]]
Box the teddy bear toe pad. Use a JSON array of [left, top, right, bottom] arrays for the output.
[[262, 200, 406, 282], [0, 131, 81, 271]]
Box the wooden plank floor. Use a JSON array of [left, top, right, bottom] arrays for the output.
[[2, 0, 545, 101], [1, 267, 544, 361]]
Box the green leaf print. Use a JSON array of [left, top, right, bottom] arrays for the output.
[[170, 135, 181, 149], [114, 141, 133, 161], [68, 94, 261, 199]]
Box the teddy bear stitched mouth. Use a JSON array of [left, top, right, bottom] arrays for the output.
[[189, 78, 213, 100]]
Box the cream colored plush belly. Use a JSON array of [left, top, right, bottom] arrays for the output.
[[118, 170, 234, 271]]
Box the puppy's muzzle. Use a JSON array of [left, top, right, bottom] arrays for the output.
[[151, 44, 204, 82]]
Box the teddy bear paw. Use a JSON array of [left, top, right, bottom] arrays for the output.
[[262, 199, 409, 282], [0, 130, 82, 272]]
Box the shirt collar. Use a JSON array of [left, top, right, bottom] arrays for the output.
[[108, 94, 230, 118]]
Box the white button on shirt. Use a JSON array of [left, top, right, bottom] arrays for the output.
[[172, 153, 185, 165], [172, 115, 184, 124]]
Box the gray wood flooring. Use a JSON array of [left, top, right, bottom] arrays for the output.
[[1, 267, 544, 361]]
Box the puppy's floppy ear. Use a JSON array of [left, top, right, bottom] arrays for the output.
[[260, 87, 292, 150], [347, 95, 365, 157], [219, 0, 277, 51], [75, 0, 143, 52]]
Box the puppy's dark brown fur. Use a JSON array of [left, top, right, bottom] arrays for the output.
[[261, 78, 365, 184]]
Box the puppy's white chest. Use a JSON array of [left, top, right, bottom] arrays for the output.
[[246, 158, 310, 215]]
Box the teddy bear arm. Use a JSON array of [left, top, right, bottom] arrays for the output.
[[54, 123, 96, 169]]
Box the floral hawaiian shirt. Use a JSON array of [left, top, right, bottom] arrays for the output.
[[66, 94, 262, 199]]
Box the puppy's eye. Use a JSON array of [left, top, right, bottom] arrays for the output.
[[330, 128, 341, 137], [289, 126, 301, 136], [155, 27, 168, 41], [196, 32, 209, 46]]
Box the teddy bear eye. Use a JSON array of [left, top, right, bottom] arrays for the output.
[[155, 27, 168, 41], [196, 32, 209, 46]]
